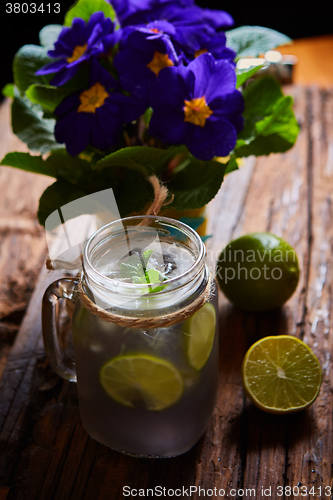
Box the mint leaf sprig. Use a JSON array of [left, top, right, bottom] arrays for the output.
[[119, 249, 166, 293]]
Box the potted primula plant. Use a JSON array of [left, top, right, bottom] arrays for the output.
[[1, 0, 299, 234]]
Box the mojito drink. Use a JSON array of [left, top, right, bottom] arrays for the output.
[[72, 217, 218, 457]]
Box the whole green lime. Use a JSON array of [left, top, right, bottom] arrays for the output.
[[216, 233, 300, 311]]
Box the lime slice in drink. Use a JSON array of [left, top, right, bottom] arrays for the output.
[[242, 335, 322, 414], [185, 303, 216, 370], [99, 354, 183, 411]]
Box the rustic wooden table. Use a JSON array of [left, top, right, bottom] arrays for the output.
[[0, 84, 332, 499]]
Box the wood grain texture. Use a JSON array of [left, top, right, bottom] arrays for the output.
[[0, 86, 333, 499], [0, 100, 51, 390], [0, 100, 51, 321]]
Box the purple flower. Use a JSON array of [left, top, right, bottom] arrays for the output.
[[149, 53, 244, 160], [54, 62, 145, 155], [194, 33, 236, 63], [198, 6, 234, 30], [111, 0, 233, 31], [110, 0, 233, 56], [114, 25, 178, 101], [36, 12, 117, 86], [111, 0, 151, 25]]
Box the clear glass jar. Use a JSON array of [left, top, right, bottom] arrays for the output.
[[43, 216, 218, 458]]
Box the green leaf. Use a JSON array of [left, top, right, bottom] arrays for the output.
[[26, 84, 68, 112], [64, 0, 116, 26], [39, 24, 63, 49], [226, 26, 291, 58], [256, 96, 297, 137], [11, 96, 60, 153], [224, 156, 239, 175], [235, 76, 299, 157], [95, 146, 176, 176], [236, 64, 264, 88], [0, 152, 55, 177], [25, 64, 90, 112], [71, 161, 154, 217], [144, 269, 164, 292], [37, 180, 87, 226], [143, 107, 153, 126], [120, 250, 165, 292], [169, 155, 226, 209], [108, 169, 153, 217], [35, 156, 154, 225], [146, 268, 160, 282], [45, 149, 92, 184], [1, 149, 92, 185], [120, 253, 145, 281], [2, 83, 15, 98], [13, 45, 51, 92], [142, 249, 153, 265]]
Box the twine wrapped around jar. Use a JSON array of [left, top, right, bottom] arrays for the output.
[[77, 274, 213, 329]]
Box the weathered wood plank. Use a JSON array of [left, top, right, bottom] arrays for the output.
[[0, 100, 51, 319], [192, 86, 310, 497], [285, 87, 333, 490], [0, 99, 52, 377], [0, 86, 333, 499]]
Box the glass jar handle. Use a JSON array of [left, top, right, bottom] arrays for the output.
[[42, 278, 79, 382]]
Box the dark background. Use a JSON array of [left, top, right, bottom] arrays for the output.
[[0, 0, 331, 93]]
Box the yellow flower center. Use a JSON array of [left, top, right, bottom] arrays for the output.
[[183, 96, 213, 127], [67, 44, 88, 63], [147, 51, 174, 76], [78, 83, 109, 113], [195, 48, 208, 58]]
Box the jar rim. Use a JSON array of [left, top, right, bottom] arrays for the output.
[[83, 215, 206, 295]]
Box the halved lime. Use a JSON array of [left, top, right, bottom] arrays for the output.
[[99, 354, 183, 411], [185, 303, 216, 370], [242, 335, 322, 414]]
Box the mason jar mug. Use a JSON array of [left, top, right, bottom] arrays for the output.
[[42, 216, 219, 458]]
